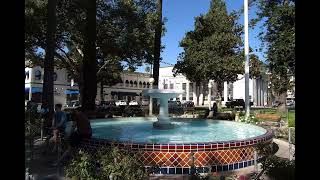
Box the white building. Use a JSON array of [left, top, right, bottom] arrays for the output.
[[25, 66, 79, 105], [158, 66, 269, 107], [25, 65, 270, 107], [25, 66, 152, 105]]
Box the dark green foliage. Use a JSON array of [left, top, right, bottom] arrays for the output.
[[25, 110, 41, 139], [251, 0, 295, 113], [173, 0, 243, 104], [64, 150, 98, 180], [25, 0, 159, 110], [255, 141, 295, 180], [261, 156, 295, 180], [65, 146, 148, 180]]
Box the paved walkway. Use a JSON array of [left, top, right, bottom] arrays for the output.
[[273, 138, 295, 160], [27, 139, 66, 180]]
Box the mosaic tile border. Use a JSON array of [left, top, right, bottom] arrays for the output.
[[82, 129, 273, 152], [79, 128, 273, 174], [145, 158, 262, 174]]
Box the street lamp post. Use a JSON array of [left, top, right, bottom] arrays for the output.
[[208, 80, 213, 110], [149, 77, 155, 116], [244, 0, 250, 120]]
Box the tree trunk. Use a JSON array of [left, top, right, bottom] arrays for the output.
[[195, 82, 199, 106], [152, 0, 162, 88], [216, 82, 223, 109], [100, 81, 104, 101], [42, 0, 57, 122], [81, 0, 97, 112], [277, 92, 287, 113]]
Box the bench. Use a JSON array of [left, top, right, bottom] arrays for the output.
[[255, 114, 281, 121]]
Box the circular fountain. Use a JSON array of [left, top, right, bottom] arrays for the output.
[[142, 89, 184, 129], [76, 89, 273, 174]]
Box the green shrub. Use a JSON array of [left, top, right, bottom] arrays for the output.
[[255, 142, 295, 180], [97, 146, 147, 180], [65, 146, 148, 180], [262, 156, 295, 180], [65, 150, 98, 180], [25, 110, 41, 139]]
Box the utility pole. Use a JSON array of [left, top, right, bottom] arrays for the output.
[[244, 0, 250, 120]]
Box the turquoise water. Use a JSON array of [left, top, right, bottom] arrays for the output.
[[90, 118, 267, 144]]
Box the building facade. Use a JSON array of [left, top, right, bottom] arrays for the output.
[[158, 66, 269, 107], [25, 65, 270, 107], [25, 66, 152, 105]]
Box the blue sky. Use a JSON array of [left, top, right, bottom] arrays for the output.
[[137, 0, 265, 72]]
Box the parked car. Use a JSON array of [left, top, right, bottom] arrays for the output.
[[141, 99, 149, 106], [286, 99, 295, 106], [182, 101, 194, 108], [115, 100, 127, 106], [168, 100, 179, 108], [129, 100, 139, 106], [225, 99, 253, 108], [97, 100, 116, 110]]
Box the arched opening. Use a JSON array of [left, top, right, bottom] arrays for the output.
[[35, 70, 42, 80]]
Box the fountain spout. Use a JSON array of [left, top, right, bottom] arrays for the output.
[[142, 89, 184, 129]]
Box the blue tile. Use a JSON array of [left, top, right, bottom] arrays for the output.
[[217, 166, 222, 172], [169, 168, 175, 174], [211, 166, 217, 172], [204, 167, 210, 173], [190, 167, 197, 174], [160, 168, 168, 174], [183, 168, 189, 174], [239, 162, 243, 168], [176, 168, 182, 174], [229, 164, 234, 170], [244, 162, 248, 167], [198, 167, 204, 173], [234, 163, 239, 169], [223, 165, 228, 171], [248, 161, 252, 166]]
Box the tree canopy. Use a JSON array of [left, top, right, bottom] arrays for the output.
[[25, 0, 159, 109], [25, 0, 158, 81], [251, 0, 295, 112], [173, 0, 243, 96]]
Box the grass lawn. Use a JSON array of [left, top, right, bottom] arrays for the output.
[[288, 110, 295, 127]]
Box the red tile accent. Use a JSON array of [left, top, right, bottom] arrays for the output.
[[211, 144, 217, 149], [191, 145, 197, 150], [184, 145, 190, 150], [161, 145, 168, 150]]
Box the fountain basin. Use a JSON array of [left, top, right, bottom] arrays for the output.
[[78, 118, 273, 174]]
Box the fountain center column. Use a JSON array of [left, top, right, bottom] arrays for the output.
[[158, 95, 169, 121]]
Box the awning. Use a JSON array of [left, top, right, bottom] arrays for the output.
[[65, 89, 79, 94], [25, 87, 43, 93], [111, 91, 139, 96]]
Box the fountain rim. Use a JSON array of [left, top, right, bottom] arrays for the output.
[[89, 118, 273, 146]]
